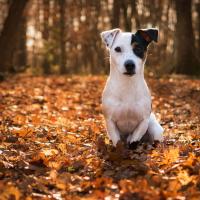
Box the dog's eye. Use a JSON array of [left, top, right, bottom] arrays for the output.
[[133, 46, 145, 58], [114, 47, 121, 52], [134, 46, 143, 54]]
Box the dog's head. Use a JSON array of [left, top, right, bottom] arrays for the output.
[[101, 28, 158, 76]]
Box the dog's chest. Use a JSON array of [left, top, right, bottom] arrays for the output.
[[102, 79, 151, 134], [113, 97, 150, 133]]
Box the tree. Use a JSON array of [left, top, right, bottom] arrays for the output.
[[174, 0, 200, 75], [122, 0, 132, 31], [0, 0, 29, 74], [42, 0, 51, 74], [197, 2, 200, 56], [59, 0, 67, 74], [131, 0, 140, 29], [19, 16, 27, 69], [112, 0, 120, 28], [15, 15, 27, 71]]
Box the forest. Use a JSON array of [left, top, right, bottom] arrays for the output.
[[0, 0, 199, 75], [0, 0, 200, 199]]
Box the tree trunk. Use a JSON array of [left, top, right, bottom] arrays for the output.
[[15, 16, 27, 71], [122, 1, 132, 31], [42, 0, 51, 74], [0, 0, 29, 73], [174, 0, 200, 75], [59, 0, 67, 74], [112, 0, 120, 28], [122, 0, 139, 32], [197, 2, 200, 56], [131, 0, 140, 29]]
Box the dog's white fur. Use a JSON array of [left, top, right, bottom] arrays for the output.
[[101, 28, 164, 146]]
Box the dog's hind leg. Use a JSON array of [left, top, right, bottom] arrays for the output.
[[147, 113, 164, 141]]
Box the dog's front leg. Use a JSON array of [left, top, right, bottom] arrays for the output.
[[127, 118, 149, 144], [105, 119, 121, 146]]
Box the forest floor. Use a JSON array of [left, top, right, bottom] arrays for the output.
[[0, 74, 200, 200]]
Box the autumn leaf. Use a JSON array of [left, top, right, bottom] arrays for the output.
[[0, 183, 21, 200], [0, 75, 200, 199]]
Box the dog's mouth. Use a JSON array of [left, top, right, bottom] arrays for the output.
[[123, 72, 136, 76]]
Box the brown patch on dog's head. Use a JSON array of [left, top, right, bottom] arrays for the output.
[[131, 39, 147, 59], [131, 41, 138, 49], [135, 28, 158, 44], [138, 31, 152, 43], [131, 28, 158, 59]]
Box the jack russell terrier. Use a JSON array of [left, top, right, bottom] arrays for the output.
[[100, 28, 164, 147]]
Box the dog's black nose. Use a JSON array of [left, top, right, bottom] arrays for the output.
[[124, 60, 135, 74]]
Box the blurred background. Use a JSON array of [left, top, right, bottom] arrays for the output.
[[0, 0, 199, 76]]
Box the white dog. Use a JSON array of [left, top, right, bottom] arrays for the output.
[[100, 28, 164, 147]]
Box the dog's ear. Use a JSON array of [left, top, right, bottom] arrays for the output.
[[135, 28, 158, 44], [100, 28, 121, 48]]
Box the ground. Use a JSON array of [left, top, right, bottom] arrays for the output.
[[0, 74, 200, 200]]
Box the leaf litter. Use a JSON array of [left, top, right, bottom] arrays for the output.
[[0, 74, 200, 199]]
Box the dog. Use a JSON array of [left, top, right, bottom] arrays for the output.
[[100, 28, 164, 147]]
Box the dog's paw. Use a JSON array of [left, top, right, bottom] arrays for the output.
[[127, 134, 132, 144], [111, 136, 121, 147], [127, 133, 140, 144]]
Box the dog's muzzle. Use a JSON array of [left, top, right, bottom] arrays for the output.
[[124, 60, 136, 76]]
